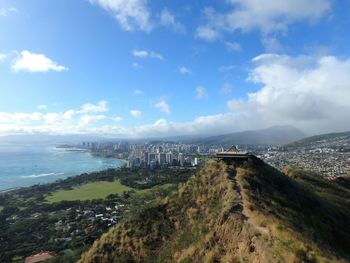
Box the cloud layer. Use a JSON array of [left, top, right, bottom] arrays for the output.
[[197, 0, 331, 41], [227, 54, 350, 133], [2, 53, 350, 137], [89, 0, 152, 31]]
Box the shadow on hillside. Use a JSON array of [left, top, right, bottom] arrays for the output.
[[238, 159, 350, 259]]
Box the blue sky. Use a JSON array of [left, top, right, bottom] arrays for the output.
[[1, 0, 350, 137]]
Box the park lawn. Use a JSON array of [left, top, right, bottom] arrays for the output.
[[45, 181, 135, 203], [138, 183, 176, 196]]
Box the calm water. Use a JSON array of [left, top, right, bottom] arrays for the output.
[[0, 143, 124, 191]]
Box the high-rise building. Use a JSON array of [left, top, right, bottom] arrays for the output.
[[166, 153, 172, 164], [158, 153, 166, 165], [148, 153, 157, 165], [144, 151, 149, 164], [178, 153, 185, 166]]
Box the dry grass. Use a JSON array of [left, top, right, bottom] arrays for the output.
[[79, 160, 350, 263]]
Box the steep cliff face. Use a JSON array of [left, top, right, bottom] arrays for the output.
[[79, 160, 350, 263]]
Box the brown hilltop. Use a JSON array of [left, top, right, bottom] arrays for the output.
[[79, 159, 350, 263]]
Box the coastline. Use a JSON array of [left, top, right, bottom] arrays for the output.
[[0, 187, 21, 194], [0, 145, 127, 193], [0, 161, 127, 194]]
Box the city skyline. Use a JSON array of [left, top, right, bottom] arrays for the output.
[[1, 0, 350, 137]]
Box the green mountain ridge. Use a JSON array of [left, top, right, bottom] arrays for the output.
[[287, 131, 350, 147], [78, 159, 350, 263], [189, 125, 306, 146]]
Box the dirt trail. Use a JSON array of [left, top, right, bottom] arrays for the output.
[[226, 166, 273, 263], [230, 167, 270, 236]]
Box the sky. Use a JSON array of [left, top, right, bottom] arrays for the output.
[[1, 0, 350, 138]]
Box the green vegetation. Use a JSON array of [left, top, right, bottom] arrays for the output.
[[0, 167, 195, 263], [46, 181, 175, 203], [137, 183, 175, 196], [45, 181, 134, 203], [79, 160, 350, 263]]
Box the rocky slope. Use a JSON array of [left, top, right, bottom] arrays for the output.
[[79, 160, 350, 263]]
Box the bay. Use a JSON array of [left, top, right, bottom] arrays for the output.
[[0, 143, 124, 191]]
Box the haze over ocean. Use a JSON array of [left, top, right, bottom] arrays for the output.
[[0, 143, 124, 191]]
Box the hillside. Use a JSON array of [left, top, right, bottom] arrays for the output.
[[79, 160, 350, 263], [189, 125, 305, 146], [287, 131, 350, 148]]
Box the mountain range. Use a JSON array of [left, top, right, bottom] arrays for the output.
[[287, 130, 350, 148], [187, 125, 306, 146]]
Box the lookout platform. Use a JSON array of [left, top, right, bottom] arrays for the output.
[[216, 146, 256, 164]]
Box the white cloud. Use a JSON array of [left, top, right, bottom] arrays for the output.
[[132, 49, 163, 60], [195, 86, 209, 100], [43, 113, 61, 124], [79, 114, 106, 125], [159, 8, 185, 33], [111, 116, 123, 122], [78, 100, 108, 114], [0, 112, 43, 124], [220, 83, 233, 95], [62, 110, 75, 121], [196, 26, 221, 41], [155, 99, 170, 114], [0, 53, 7, 62], [0, 7, 17, 17], [0, 101, 110, 135], [261, 36, 284, 53], [37, 105, 48, 110], [11, 50, 67, 72], [89, 0, 152, 32], [122, 113, 241, 138], [218, 64, 236, 73], [134, 89, 143, 95], [132, 62, 143, 68], [225, 41, 241, 52], [179, 66, 191, 74], [196, 0, 331, 40], [130, 109, 143, 119], [195, 7, 225, 41]]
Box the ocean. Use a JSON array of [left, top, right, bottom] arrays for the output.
[[0, 143, 125, 191]]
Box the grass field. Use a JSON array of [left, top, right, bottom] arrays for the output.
[[45, 181, 135, 203]]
